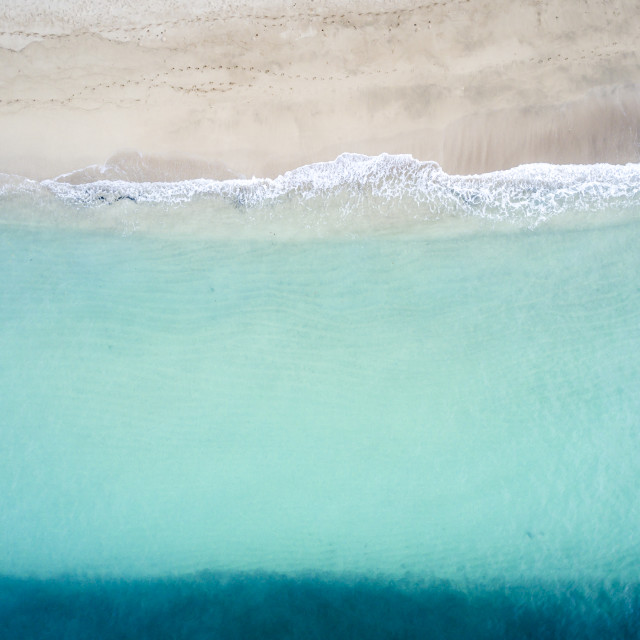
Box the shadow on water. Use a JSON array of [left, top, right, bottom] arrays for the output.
[[1, 573, 639, 639]]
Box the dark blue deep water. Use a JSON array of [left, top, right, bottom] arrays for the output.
[[2, 573, 640, 639]]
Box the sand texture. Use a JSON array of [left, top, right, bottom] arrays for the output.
[[1, 0, 639, 179]]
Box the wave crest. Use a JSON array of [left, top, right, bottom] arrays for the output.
[[2, 153, 640, 234]]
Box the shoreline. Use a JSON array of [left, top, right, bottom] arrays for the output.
[[2, 153, 639, 240], [1, 0, 640, 180]]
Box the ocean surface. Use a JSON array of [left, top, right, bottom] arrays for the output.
[[1, 154, 639, 637]]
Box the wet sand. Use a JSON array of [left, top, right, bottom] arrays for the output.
[[1, 0, 639, 179]]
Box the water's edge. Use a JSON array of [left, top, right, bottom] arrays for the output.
[[2, 153, 640, 237]]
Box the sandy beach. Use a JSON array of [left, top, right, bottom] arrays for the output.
[[1, 0, 639, 179]]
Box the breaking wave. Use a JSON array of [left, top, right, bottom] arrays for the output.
[[2, 153, 640, 235]]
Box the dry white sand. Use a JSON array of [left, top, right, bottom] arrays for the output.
[[1, 0, 639, 179]]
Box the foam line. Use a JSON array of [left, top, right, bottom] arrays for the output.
[[2, 154, 640, 231]]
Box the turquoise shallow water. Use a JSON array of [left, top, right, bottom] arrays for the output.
[[1, 163, 640, 635], [2, 218, 640, 578]]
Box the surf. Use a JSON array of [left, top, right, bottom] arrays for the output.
[[1, 153, 640, 238]]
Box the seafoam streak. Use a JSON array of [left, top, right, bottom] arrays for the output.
[[1, 154, 640, 237]]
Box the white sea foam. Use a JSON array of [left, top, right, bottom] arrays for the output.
[[1, 154, 640, 235]]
